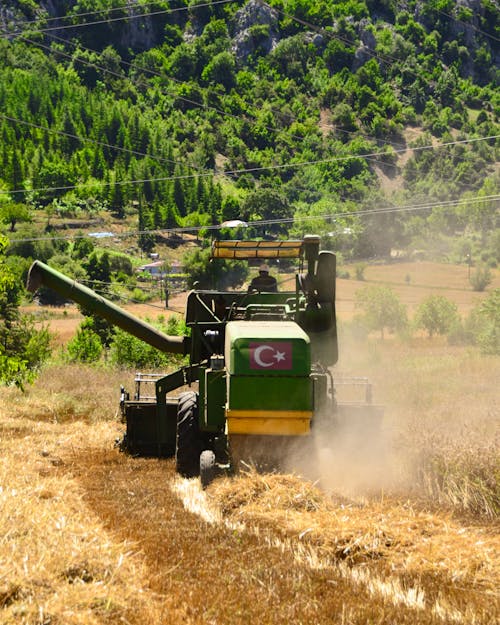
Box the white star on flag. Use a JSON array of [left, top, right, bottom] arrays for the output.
[[273, 350, 286, 362]]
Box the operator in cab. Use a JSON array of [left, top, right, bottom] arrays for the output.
[[248, 263, 278, 292]]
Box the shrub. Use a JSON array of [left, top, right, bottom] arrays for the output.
[[109, 316, 187, 368], [354, 263, 367, 281], [0, 235, 52, 387], [355, 285, 407, 339], [470, 264, 492, 292], [415, 295, 459, 338], [66, 319, 103, 363], [474, 289, 500, 355]]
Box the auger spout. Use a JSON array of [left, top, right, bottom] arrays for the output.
[[27, 260, 188, 355]]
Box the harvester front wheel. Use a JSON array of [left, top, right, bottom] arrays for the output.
[[200, 450, 216, 489], [176, 391, 200, 478]]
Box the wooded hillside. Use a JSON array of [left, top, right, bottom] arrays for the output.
[[0, 0, 498, 263]]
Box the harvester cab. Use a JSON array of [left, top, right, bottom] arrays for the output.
[[27, 235, 381, 488]]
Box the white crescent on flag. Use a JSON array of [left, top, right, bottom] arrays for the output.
[[253, 345, 275, 367], [249, 342, 292, 370]]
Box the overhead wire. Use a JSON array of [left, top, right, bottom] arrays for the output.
[[16, 29, 402, 161], [43, 29, 407, 152], [1, 0, 497, 219], [1, 131, 497, 198], [0, 112, 201, 170], [10, 1, 193, 27], [3, 0, 492, 159], [8, 194, 499, 243], [435, 8, 500, 43], [0, 0, 237, 37], [260, 0, 500, 87], [3, 0, 409, 152]]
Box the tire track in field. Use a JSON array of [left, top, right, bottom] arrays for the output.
[[70, 446, 492, 625]]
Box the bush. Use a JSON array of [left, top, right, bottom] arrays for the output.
[[354, 263, 367, 281], [183, 247, 248, 290], [470, 264, 492, 292], [109, 316, 187, 368], [66, 319, 103, 363], [0, 236, 52, 387], [415, 295, 459, 338], [474, 289, 500, 355], [355, 285, 407, 339]]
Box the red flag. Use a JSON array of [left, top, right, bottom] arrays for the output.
[[249, 342, 292, 370]]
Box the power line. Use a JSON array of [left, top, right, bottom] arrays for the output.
[[2, 5, 497, 201], [20, 32, 319, 154], [1, 0, 236, 37], [0, 112, 200, 171], [19, 30, 400, 160], [43, 29, 407, 152], [10, 1, 184, 27], [4, 1, 415, 152], [262, 0, 413, 75], [1, 132, 497, 198], [435, 8, 500, 44], [8, 194, 499, 243], [7, 1, 491, 160]]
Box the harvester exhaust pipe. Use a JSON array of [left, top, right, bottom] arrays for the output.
[[27, 261, 188, 355]]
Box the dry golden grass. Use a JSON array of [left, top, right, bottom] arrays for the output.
[[5, 259, 499, 623], [337, 260, 499, 317], [0, 351, 498, 624], [0, 409, 165, 623], [333, 337, 500, 518]]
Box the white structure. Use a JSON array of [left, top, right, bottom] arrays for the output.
[[138, 260, 183, 279]]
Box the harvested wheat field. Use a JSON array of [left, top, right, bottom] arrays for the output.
[[1, 333, 499, 624]]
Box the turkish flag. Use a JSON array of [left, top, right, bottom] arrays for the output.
[[249, 342, 293, 370]]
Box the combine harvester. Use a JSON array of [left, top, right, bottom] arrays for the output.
[[27, 235, 382, 486]]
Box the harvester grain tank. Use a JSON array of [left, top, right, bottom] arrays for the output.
[[27, 235, 382, 486]]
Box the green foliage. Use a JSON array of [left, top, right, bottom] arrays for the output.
[[355, 285, 407, 339], [414, 295, 459, 338], [0, 203, 32, 232], [0, 235, 52, 386], [201, 51, 236, 89], [470, 264, 492, 292], [0, 0, 497, 266], [109, 316, 187, 368], [474, 289, 500, 355], [182, 247, 248, 290], [66, 318, 103, 363]]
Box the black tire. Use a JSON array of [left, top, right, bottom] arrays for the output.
[[175, 391, 201, 478], [200, 449, 216, 489], [316, 251, 336, 303]]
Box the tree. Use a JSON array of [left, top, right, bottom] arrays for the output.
[[72, 236, 95, 260], [0, 203, 32, 232], [475, 289, 500, 355], [0, 235, 51, 387], [201, 52, 236, 89], [355, 285, 407, 339], [182, 247, 248, 290], [66, 318, 103, 363], [470, 264, 492, 292], [415, 295, 459, 338], [242, 189, 291, 236]]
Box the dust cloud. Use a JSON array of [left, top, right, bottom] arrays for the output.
[[279, 411, 400, 500]]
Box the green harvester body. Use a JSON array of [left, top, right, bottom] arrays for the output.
[[27, 235, 382, 485]]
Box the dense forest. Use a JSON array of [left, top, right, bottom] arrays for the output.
[[0, 0, 498, 265]]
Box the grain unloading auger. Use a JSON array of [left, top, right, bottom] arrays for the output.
[[27, 235, 382, 487]]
